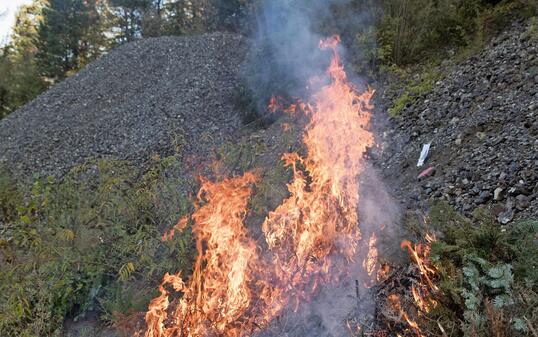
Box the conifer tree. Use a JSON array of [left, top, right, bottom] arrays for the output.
[[0, 1, 46, 117], [36, 0, 102, 80], [107, 0, 152, 42]]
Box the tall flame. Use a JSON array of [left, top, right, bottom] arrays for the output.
[[144, 36, 375, 337], [262, 35, 374, 302], [145, 173, 272, 337], [401, 236, 438, 293]]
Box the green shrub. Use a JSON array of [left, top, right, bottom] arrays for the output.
[[0, 167, 22, 223], [0, 157, 195, 336], [523, 16, 538, 40], [425, 202, 538, 336], [478, 0, 538, 36], [335, 0, 538, 71], [249, 160, 291, 215], [388, 66, 440, 117], [376, 0, 482, 65]]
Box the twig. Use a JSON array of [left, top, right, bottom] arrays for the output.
[[437, 321, 449, 337], [356, 279, 361, 305], [524, 316, 538, 337]]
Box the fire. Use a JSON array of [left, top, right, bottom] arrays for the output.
[[388, 294, 423, 337], [364, 233, 379, 277], [267, 96, 281, 114], [384, 235, 439, 337], [145, 173, 278, 337], [262, 35, 374, 295], [162, 217, 188, 242], [400, 237, 438, 292], [403, 234, 439, 316], [411, 284, 437, 313], [144, 36, 375, 337], [267, 96, 305, 115], [376, 263, 391, 282]]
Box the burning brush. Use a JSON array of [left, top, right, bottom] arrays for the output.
[[141, 36, 380, 337], [375, 234, 443, 337]]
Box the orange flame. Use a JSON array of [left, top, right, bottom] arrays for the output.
[[144, 36, 375, 337], [261, 34, 374, 303], [145, 173, 279, 337], [411, 284, 438, 313], [387, 235, 439, 337], [267, 96, 280, 113], [400, 238, 438, 292], [388, 294, 424, 337], [162, 217, 188, 242], [364, 233, 379, 277]]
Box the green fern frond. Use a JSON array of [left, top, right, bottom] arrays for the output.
[[118, 262, 135, 282]]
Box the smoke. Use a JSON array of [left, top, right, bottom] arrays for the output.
[[242, 1, 400, 336], [243, 0, 338, 117], [244, 0, 380, 113], [252, 165, 400, 337]]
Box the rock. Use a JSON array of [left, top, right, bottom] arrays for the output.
[[498, 209, 514, 224], [476, 191, 492, 204], [494, 187, 504, 200], [375, 19, 538, 219], [476, 132, 487, 140], [515, 194, 530, 210], [491, 203, 505, 216]]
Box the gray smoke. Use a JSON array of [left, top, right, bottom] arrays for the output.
[[243, 0, 336, 117], [244, 1, 400, 335], [243, 0, 379, 120]]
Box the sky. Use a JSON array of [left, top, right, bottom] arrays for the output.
[[0, 0, 33, 45]]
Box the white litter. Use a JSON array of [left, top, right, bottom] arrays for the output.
[[417, 143, 431, 167]]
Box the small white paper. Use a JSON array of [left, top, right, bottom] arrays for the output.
[[417, 143, 431, 167]]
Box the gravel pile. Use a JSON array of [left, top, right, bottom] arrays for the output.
[[0, 32, 246, 177], [377, 19, 538, 223]]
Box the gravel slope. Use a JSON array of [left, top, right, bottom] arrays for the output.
[[0, 32, 246, 177], [376, 19, 538, 222]]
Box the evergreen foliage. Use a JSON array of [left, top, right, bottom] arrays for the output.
[[425, 202, 538, 337], [36, 0, 104, 80], [0, 2, 46, 117], [0, 0, 250, 118]]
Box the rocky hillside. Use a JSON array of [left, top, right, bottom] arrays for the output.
[[2, 20, 536, 221], [0, 12, 537, 337], [377, 19, 538, 224], [0, 32, 246, 177]]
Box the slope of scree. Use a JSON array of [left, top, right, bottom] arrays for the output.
[[0, 32, 246, 177], [376, 19, 538, 223]]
